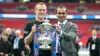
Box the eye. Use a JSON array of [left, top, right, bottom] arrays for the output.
[[43, 9, 46, 11], [38, 9, 46, 11], [38, 9, 42, 11], [58, 12, 66, 14], [58, 12, 61, 14], [62, 12, 66, 14]]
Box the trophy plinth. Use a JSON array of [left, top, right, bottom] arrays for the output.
[[38, 19, 52, 50]]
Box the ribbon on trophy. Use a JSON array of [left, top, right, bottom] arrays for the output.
[[34, 24, 40, 56], [34, 31, 39, 56], [51, 26, 65, 56], [52, 30, 56, 56], [33, 24, 65, 56]]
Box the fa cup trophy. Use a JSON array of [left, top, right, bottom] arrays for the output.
[[38, 19, 52, 50]]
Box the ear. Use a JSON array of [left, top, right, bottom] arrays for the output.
[[34, 9, 36, 14], [54, 10, 57, 16], [56, 13, 58, 17]]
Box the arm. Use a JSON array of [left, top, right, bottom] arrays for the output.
[[24, 31, 34, 44], [20, 39, 25, 56], [61, 24, 78, 41], [86, 38, 90, 49], [24, 23, 36, 44]]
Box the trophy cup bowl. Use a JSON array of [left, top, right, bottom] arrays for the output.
[[38, 20, 52, 50]]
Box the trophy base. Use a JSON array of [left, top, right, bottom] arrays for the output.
[[39, 45, 51, 50], [38, 37, 52, 44]]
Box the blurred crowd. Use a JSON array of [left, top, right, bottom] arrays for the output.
[[4, 0, 97, 3], [0, 25, 28, 56], [0, 0, 100, 56]]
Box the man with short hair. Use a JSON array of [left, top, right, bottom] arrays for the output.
[[55, 6, 78, 56], [24, 2, 51, 56], [86, 29, 100, 56]]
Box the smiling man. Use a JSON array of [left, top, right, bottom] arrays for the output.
[[55, 6, 78, 56], [24, 2, 51, 56]]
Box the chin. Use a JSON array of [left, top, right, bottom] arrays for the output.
[[39, 15, 44, 17], [59, 19, 64, 22]]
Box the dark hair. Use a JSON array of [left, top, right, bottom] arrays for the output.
[[56, 6, 68, 13], [0, 24, 4, 34]]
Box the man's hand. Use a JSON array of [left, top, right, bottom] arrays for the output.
[[21, 51, 24, 56], [4, 54, 8, 56], [0, 52, 4, 56], [25, 45, 31, 54], [56, 25, 60, 34], [31, 24, 36, 33], [24, 24, 37, 44]]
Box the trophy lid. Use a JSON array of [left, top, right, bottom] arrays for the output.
[[40, 19, 51, 29], [42, 19, 51, 25]]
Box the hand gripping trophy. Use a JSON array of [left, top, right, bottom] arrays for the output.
[[38, 17, 52, 50]]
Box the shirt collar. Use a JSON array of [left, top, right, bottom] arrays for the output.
[[92, 36, 96, 39], [58, 20, 67, 25]]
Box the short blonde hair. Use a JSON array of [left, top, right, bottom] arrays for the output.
[[35, 2, 46, 10], [15, 30, 21, 34], [2, 31, 10, 37]]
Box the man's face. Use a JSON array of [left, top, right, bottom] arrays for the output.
[[56, 8, 67, 22], [35, 4, 47, 20], [92, 30, 97, 36]]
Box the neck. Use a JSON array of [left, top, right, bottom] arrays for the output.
[[35, 18, 44, 22], [93, 35, 96, 36]]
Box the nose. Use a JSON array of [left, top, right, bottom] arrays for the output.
[[60, 14, 64, 17], [40, 11, 45, 14], [41, 10, 44, 12]]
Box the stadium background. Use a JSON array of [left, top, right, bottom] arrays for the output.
[[0, 0, 100, 56]]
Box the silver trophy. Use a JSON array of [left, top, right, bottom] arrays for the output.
[[38, 19, 52, 50]]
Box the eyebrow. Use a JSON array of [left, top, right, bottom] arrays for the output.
[[57, 12, 66, 14]]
